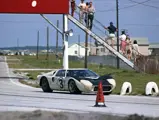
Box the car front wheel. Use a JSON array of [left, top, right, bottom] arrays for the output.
[[68, 80, 81, 94], [41, 77, 52, 93], [104, 91, 112, 95]]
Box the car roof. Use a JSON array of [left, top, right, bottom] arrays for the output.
[[58, 68, 89, 70]]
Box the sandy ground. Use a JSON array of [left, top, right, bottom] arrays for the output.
[[0, 110, 159, 120]]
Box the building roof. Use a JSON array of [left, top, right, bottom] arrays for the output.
[[68, 42, 95, 48], [68, 43, 85, 48], [149, 43, 159, 49], [69, 37, 149, 48], [101, 36, 149, 46], [131, 37, 149, 45]]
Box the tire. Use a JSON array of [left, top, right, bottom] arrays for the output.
[[41, 77, 52, 93], [68, 80, 81, 94], [104, 91, 112, 95]]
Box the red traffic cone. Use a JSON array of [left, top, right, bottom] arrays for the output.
[[94, 81, 106, 107]]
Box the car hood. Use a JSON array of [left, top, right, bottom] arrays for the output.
[[75, 74, 113, 85]]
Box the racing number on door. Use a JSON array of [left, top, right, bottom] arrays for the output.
[[59, 79, 63, 88]]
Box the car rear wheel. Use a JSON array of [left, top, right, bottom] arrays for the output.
[[41, 77, 52, 93], [68, 80, 81, 94]]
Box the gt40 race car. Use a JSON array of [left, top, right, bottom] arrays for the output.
[[37, 68, 116, 95]]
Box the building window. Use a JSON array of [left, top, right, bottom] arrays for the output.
[[74, 50, 77, 54], [101, 48, 105, 52]]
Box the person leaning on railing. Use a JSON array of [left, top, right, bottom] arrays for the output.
[[84, 2, 89, 28], [87, 1, 95, 30], [78, 0, 86, 24], [132, 40, 140, 63], [126, 35, 132, 60]]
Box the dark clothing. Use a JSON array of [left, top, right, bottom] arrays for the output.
[[84, 12, 88, 27], [108, 25, 117, 34], [88, 14, 94, 30], [71, 1, 76, 16]]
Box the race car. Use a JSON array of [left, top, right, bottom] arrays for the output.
[[37, 68, 116, 95]]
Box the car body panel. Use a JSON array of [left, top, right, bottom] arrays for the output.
[[37, 68, 116, 94]]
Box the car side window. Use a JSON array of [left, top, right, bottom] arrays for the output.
[[55, 70, 65, 77], [66, 70, 72, 77]]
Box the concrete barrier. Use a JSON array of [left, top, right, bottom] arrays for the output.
[[120, 82, 132, 95], [145, 82, 159, 96]]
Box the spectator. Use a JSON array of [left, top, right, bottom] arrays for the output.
[[104, 22, 117, 48], [78, 0, 86, 24], [87, 2, 95, 30], [84, 2, 89, 27], [119, 30, 127, 55], [132, 40, 140, 62], [70, 0, 76, 17], [126, 35, 132, 60]]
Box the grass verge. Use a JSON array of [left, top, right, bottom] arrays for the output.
[[7, 55, 159, 95]]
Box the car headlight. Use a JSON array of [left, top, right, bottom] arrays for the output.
[[107, 79, 116, 89], [80, 80, 93, 91]]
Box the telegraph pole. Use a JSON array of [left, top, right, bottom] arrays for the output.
[[116, 0, 120, 69], [56, 20, 59, 54], [78, 34, 80, 57], [17, 38, 19, 50], [36, 31, 39, 59], [84, 33, 88, 68], [46, 26, 49, 60], [17, 38, 19, 55]]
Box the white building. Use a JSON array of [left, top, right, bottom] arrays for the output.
[[68, 43, 90, 57]]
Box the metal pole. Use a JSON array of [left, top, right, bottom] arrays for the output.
[[85, 33, 88, 68], [56, 20, 59, 54], [90, 37, 92, 55], [36, 31, 39, 59], [63, 14, 69, 69], [78, 35, 80, 56], [116, 0, 120, 69], [46, 26, 49, 60], [40, 14, 63, 35], [17, 38, 19, 52]]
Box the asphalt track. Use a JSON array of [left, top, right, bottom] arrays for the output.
[[0, 56, 159, 117]]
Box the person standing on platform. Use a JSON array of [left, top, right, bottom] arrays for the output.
[[87, 1, 95, 30], [70, 0, 76, 17], [78, 0, 86, 24], [104, 22, 117, 48]]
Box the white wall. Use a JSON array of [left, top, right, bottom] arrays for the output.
[[68, 44, 90, 57]]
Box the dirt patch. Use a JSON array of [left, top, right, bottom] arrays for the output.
[[0, 110, 158, 120]]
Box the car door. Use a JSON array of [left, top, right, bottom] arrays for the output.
[[48, 71, 58, 90], [53, 70, 66, 90]]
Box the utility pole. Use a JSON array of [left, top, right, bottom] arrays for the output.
[[56, 20, 59, 55], [78, 35, 80, 57], [116, 0, 120, 69], [17, 38, 19, 55], [46, 26, 49, 60], [84, 33, 88, 68], [36, 31, 39, 59], [90, 36, 92, 55]]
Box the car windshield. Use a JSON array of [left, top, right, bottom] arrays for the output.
[[67, 69, 99, 78]]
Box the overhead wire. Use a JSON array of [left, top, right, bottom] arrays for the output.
[[97, 0, 152, 12], [128, 0, 159, 9]]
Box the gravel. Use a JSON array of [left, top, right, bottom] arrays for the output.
[[0, 110, 159, 120]]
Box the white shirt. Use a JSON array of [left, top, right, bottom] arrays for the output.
[[119, 34, 126, 41], [132, 44, 139, 53], [79, 2, 86, 11]]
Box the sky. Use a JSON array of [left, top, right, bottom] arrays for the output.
[[0, 0, 159, 47]]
